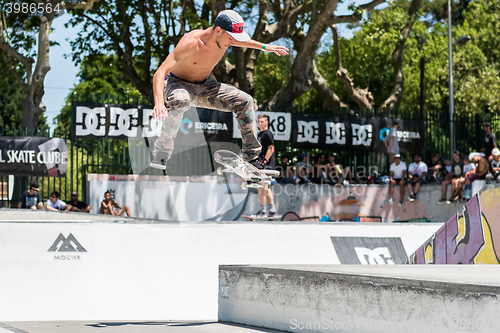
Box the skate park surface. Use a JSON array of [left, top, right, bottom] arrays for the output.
[[1, 186, 499, 332]]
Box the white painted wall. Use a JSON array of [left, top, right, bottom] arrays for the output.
[[87, 175, 246, 221], [0, 221, 441, 321]]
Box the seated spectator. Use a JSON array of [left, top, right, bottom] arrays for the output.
[[311, 153, 332, 185], [101, 191, 132, 217], [326, 153, 344, 185], [276, 155, 295, 184], [427, 153, 442, 183], [486, 148, 500, 184], [438, 150, 464, 204], [68, 191, 92, 213], [17, 182, 44, 210], [295, 153, 312, 184], [464, 153, 490, 199], [463, 155, 475, 176], [407, 153, 427, 202], [46, 191, 72, 211], [442, 158, 452, 177], [388, 154, 407, 206]]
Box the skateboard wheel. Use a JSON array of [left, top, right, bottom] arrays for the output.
[[241, 182, 248, 190], [263, 183, 269, 190], [217, 167, 223, 175]]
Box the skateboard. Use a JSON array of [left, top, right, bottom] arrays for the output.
[[213, 150, 280, 190], [241, 214, 283, 221]]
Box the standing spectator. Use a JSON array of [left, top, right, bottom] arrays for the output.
[[68, 192, 92, 213], [384, 120, 400, 164], [464, 154, 489, 199], [276, 155, 295, 184], [17, 182, 44, 210], [483, 122, 497, 160], [438, 150, 464, 204], [427, 153, 443, 183], [255, 114, 277, 217], [407, 153, 428, 202], [486, 148, 500, 183], [46, 191, 72, 211], [295, 153, 312, 184], [388, 154, 407, 206], [101, 191, 132, 217]]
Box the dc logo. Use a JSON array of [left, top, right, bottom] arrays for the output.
[[142, 108, 163, 137], [75, 106, 106, 136], [325, 122, 346, 145], [354, 247, 394, 265], [296, 121, 319, 144], [180, 118, 193, 135], [109, 107, 139, 137], [380, 127, 390, 141], [352, 124, 372, 147]]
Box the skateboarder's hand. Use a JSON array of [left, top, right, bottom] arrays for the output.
[[263, 44, 289, 56], [153, 103, 168, 120]]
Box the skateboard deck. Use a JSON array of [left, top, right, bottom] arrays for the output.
[[213, 150, 279, 190], [241, 214, 283, 220]]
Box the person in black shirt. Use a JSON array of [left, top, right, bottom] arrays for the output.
[[438, 151, 464, 204], [68, 191, 92, 213], [17, 182, 44, 210], [483, 122, 497, 161], [276, 155, 295, 184], [255, 114, 277, 217]]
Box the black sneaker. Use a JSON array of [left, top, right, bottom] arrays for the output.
[[255, 210, 267, 217], [150, 152, 168, 170], [409, 194, 415, 202], [267, 211, 277, 218], [249, 158, 265, 170]]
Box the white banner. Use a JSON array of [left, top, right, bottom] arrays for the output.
[[233, 111, 291, 141]]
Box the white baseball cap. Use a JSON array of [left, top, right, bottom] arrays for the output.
[[492, 148, 500, 156], [215, 10, 250, 42]]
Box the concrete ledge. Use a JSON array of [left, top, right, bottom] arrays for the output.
[[219, 265, 500, 333]]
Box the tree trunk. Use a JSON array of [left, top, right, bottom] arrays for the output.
[[0, 0, 99, 130], [380, 0, 422, 110], [331, 25, 374, 111]]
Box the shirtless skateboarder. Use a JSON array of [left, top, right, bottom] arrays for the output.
[[150, 9, 289, 171]]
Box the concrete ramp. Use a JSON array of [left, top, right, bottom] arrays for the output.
[[409, 185, 500, 264], [0, 211, 440, 321], [219, 265, 500, 333]]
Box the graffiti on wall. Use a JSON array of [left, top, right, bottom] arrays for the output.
[[409, 187, 500, 264]]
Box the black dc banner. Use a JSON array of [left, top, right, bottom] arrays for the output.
[[291, 114, 425, 154], [0, 137, 68, 177], [72, 103, 233, 143]]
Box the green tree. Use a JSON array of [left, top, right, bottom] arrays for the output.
[[55, 54, 142, 133], [0, 53, 28, 128], [0, 0, 99, 129]]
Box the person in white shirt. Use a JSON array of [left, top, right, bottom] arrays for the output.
[[407, 153, 428, 202], [486, 148, 500, 183], [388, 154, 407, 206], [46, 191, 72, 211]]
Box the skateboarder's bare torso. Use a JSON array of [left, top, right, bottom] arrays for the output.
[[169, 29, 232, 83]]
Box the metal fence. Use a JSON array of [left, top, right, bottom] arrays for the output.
[[1, 94, 498, 208]]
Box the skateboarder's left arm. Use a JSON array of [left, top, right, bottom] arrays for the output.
[[232, 40, 289, 56]]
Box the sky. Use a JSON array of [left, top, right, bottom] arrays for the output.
[[41, 1, 386, 132]]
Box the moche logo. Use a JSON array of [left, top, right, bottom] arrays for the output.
[[48, 233, 87, 252]]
